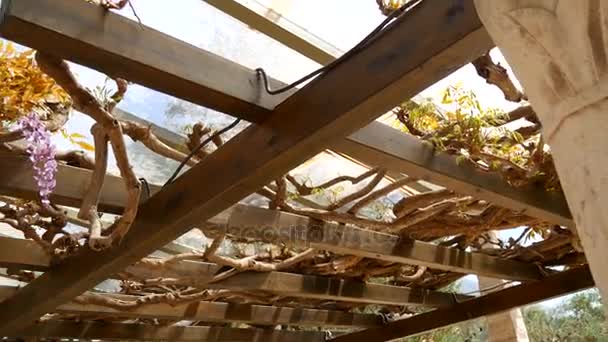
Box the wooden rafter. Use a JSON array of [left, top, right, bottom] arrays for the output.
[[0, 285, 382, 328], [0, 157, 543, 281], [0, 238, 461, 307], [0, 0, 489, 333], [16, 321, 327, 341], [330, 266, 594, 342], [0, 152, 142, 214], [203, 0, 341, 65], [0, 236, 49, 271], [331, 122, 573, 226], [207, 205, 543, 281], [0, 240, 456, 308]]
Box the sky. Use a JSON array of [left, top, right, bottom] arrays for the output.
[[0, 0, 583, 306]]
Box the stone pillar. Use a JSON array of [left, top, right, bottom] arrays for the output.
[[474, 0, 608, 311], [478, 232, 530, 342]]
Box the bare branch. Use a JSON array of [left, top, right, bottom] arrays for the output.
[[471, 52, 526, 102]]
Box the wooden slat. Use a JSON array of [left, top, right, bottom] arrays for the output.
[[0, 238, 456, 307], [211, 205, 543, 281], [0, 0, 489, 333], [331, 122, 574, 227], [17, 321, 327, 341], [207, 270, 459, 307], [0, 237, 49, 271], [0, 286, 381, 328], [0, 0, 291, 123], [0, 236, 222, 279], [0, 153, 541, 280], [203, 0, 341, 65], [330, 266, 594, 342], [0, 152, 160, 214]]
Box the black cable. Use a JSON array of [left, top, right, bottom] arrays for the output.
[[163, 118, 242, 187], [255, 0, 422, 95]]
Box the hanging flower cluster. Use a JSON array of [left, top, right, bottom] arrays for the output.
[[18, 113, 57, 205]]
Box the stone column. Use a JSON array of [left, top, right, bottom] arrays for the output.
[[478, 232, 530, 342], [475, 0, 608, 311]]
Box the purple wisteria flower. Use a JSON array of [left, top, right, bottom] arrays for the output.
[[18, 113, 57, 206]]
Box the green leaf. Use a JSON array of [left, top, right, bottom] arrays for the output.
[[455, 155, 466, 165]]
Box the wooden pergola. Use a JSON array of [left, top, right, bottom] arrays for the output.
[[0, 0, 599, 341]]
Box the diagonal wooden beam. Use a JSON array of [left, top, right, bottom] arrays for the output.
[[0, 0, 489, 333], [16, 321, 327, 341], [0, 156, 542, 281], [0, 285, 382, 328], [330, 266, 594, 342]]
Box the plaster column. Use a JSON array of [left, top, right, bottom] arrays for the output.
[[478, 232, 530, 342], [475, 0, 608, 311]]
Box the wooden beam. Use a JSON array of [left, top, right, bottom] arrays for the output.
[[0, 286, 381, 328], [330, 266, 594, 342], [0, 237, 49, 271], [202, 0, 341, 65], [210, 205, 543, 281], [0, 0, 489, 333], [0, 238, 456, 307], [0, 236, 222, 279], [0, 0, 291, 123], [207, 271, 459, 307], [331, 123, 574, 227], [0, 152, 160, 214], [16, 321, 327, 341]]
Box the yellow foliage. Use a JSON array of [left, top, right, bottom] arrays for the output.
[[0, 41, 70, 122], [75, 141, 95, 152]]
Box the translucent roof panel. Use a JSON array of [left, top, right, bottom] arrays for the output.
[[116, 0, 320, 84], [254, 0, 387, 52]]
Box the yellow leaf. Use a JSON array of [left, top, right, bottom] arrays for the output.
[[69, 132, 86, 139], [5, 42, 14, 55], [75, 141, 95, 151]]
